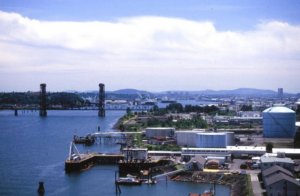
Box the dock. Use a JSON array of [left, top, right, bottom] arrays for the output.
[[65, 142, 124, 172], [65, 153, 124, 172]]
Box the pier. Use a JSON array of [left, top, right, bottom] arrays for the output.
[[65, 142, 124, 172], [65, 153, 124, 172], [91, 131, 142, 145], [72, 131, 143, 146]]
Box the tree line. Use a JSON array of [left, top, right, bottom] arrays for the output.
[[0, 92, 85, 107]]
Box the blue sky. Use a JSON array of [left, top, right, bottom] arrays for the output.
[[0, 0, 300, 92], [2, 0, 300, 29]]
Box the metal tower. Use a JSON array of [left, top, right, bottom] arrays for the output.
[[98, 83, 105, 117], [39, 83, 47, 117]]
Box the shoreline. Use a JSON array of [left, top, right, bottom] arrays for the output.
[[170, 171, 251, 196]]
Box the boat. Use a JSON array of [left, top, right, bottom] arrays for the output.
[[116, 175, 142, 185]]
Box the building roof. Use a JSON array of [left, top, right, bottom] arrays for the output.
[[265, 172, 300, 187], [123, 148, 148, 151], [146, 127, 174, 130], [197, 132, 234, 136], [260, 156, 294, 164], [181, 146, 266, 152], [263, 106, 295, 113], [262, 165, 293, 178], [227, 146, 266, 152], [189, 155, 206, 165], [272, 148, 300, 155], [175, 130, 205, 133]]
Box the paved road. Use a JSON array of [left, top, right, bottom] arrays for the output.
[[229, 159, 264, 195], [250, 173, 264, 196]]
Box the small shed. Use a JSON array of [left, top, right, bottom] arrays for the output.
[[185, 156, 206, 171]]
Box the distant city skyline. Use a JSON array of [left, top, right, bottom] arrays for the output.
[[0, 0, 300, 93]]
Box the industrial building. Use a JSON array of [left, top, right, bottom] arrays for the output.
[[145, 127, 175, 138], [263, 105, 296, 138], [122, 148, 148, 161], [181, 145, 266, 160], [176, 131, 234, 148], [272, 148, 300, 159], [260, 155, 294, 171], [262, 165, 300, 196]]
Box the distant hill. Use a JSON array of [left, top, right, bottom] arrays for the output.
[[200, 88, 277, 96], [112, 89, 151, 95], [158, 88, 278, 96], [76, 87, 292, 97]]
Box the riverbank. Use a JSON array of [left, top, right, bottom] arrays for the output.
[[171, 171, 253, 196]]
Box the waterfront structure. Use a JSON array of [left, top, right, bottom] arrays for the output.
[[39, 83, 47, 117], [145, 127, 175, 138], [122, 148, 148, 161], [98, 83, 105, 117], [263, 105, 296, 138]]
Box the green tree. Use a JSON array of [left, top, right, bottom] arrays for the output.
[[266, 142, 274, 153], [126, 107, 132, 115], [166, 103, 184, 113]]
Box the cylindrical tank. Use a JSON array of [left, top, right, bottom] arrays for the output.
[[263, 106, 296, 138], [195, 132, 234, 148], [176, 130, 204, 147]]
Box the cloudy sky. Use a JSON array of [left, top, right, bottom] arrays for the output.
[[0, 0, 300, 92]]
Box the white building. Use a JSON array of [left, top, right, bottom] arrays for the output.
[[238, 111, 261, 118], [181, 145, 266, 159]]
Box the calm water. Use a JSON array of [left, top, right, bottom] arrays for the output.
[[0, 110, 230, 196]]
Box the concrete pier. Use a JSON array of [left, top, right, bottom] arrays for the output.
[[65, 153, 124, 172]]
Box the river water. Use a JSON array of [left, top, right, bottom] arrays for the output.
[[0, 110, 230, 196]]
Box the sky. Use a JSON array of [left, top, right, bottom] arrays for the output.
[[0, 0, 300, 93]]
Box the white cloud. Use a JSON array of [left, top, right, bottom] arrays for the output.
[[0, 11, 299, 92]]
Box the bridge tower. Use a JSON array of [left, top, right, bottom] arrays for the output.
[[98, 83, 105, 117], [39, 83, 47, 117]]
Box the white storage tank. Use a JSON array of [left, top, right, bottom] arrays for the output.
[[195, 132, 234, 148], [263, 106, 296, 138], [176, 130, 205, 147]]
